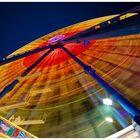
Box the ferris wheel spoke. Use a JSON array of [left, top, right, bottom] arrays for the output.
[[0, 44, 51, 66], [0, 48, 53, 99], [63, 6, 140, 42]]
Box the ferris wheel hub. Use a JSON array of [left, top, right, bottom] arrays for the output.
[[48, 34, 65, 45]]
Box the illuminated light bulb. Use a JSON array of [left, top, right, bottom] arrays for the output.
[[103, 98, 112, 106], [105, 117, 113, 123]]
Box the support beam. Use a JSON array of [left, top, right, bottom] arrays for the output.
[[0, 102, 29, 110], [0, 48, 53, 98], [0, 45, 51, 66], [62, 6, 140, 42], [60, 44, 140, 126]]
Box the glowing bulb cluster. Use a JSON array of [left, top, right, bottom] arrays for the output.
[[103, 98, 112, 106]]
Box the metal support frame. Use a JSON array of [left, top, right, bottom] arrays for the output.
[[59, 43, 140, 134], [0, 40, 140, 135], [63, 6, 140, 42], [0, 7, 140, 66], [0, 48, 53, 98], [0, 45, 51, 66], [0, 6, 140, 135]]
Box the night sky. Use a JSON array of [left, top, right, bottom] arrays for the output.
[[0, 2, 139, 59]]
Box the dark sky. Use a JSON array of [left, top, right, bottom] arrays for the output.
[[0, 2, 139, 59]]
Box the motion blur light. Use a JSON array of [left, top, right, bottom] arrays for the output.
[[105, 117, 113, 123], [103, 98, 112, 106]]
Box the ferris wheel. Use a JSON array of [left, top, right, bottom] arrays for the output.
[[0, 6, 140, 138]]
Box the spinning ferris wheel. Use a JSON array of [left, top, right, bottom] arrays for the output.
[[0, 6, 140, 138]]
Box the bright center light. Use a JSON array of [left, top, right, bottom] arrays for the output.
[[103, 98, 112, 106], [105, 117, 113, 123], [48, 34, 65, 45]]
